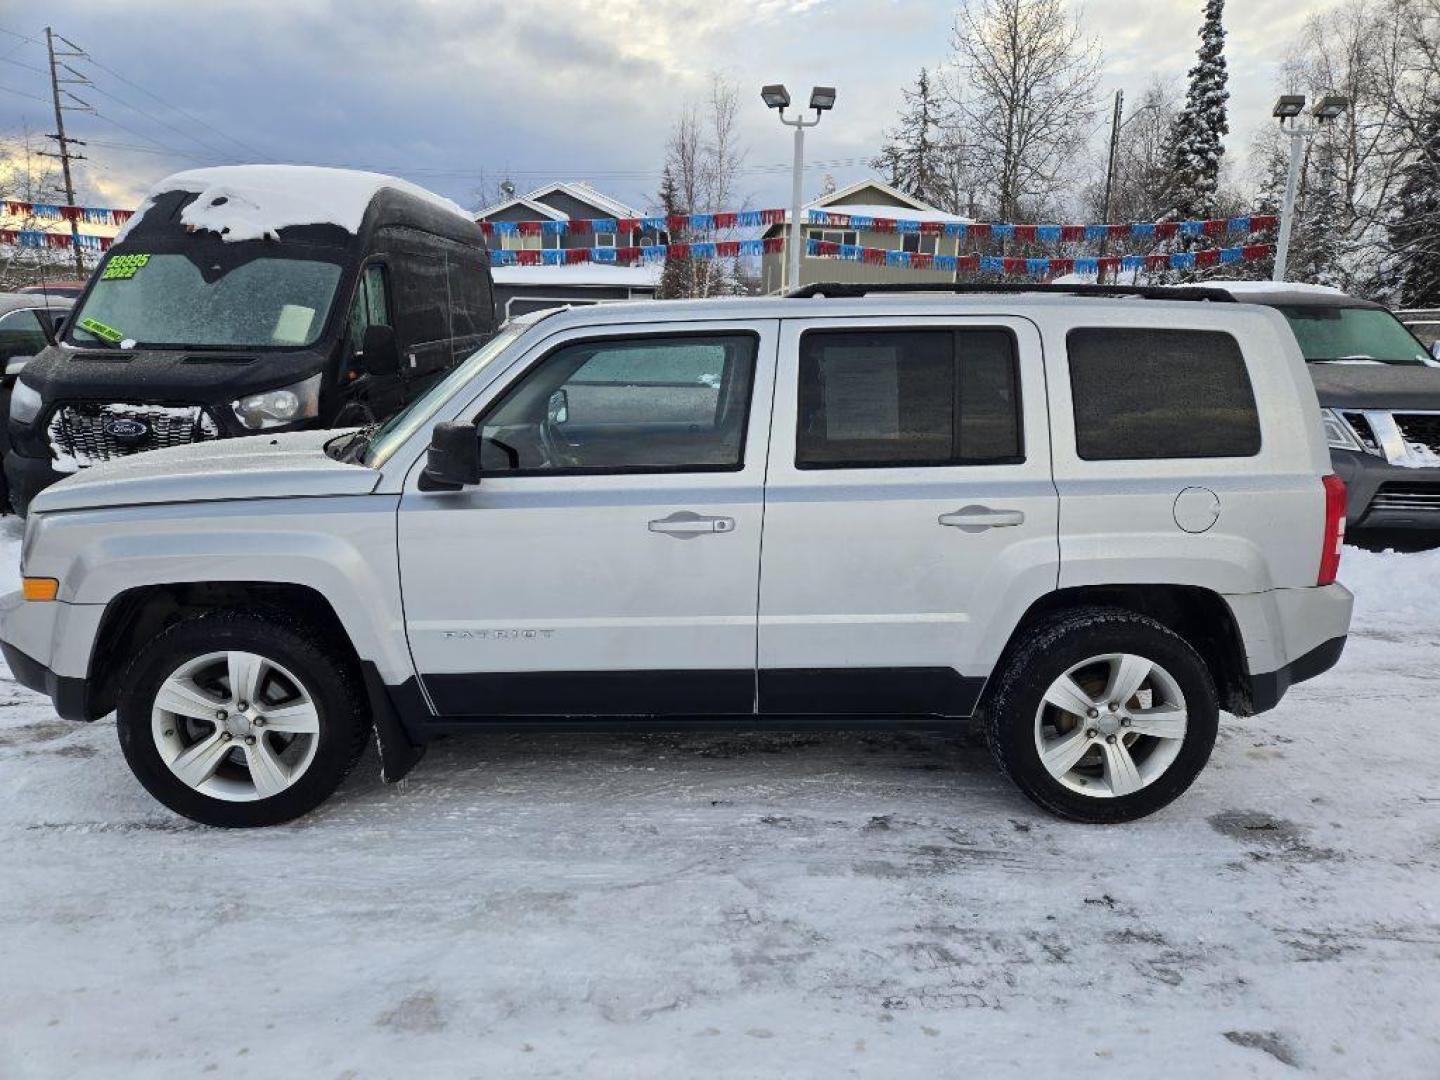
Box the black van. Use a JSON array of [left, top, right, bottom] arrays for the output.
[[5, 166, 494, 514]]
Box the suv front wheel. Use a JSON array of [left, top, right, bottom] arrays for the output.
[[116, 612, 368, 827], [986, 608, 1219, 823]]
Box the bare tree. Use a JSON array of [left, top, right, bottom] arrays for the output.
[[658, 74, 749, 298], [946, 0, 1102, 222]]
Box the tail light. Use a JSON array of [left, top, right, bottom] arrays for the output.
[[1318, 474, 1347, 586]]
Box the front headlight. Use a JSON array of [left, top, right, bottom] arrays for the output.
[[1321, 408, 1382, 456], [9, 379, 42, 425], [231, 373, 322, 431]]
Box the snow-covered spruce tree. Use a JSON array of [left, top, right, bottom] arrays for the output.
[[655, 165, 692, 301], [1162, 0, 1229, 220], [1289, 135, 1349, 288], [871, 68, 951, 208], [1389, 101, 1440, 308]]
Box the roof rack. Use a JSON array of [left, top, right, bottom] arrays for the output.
[[786, 282, 1236, 303]]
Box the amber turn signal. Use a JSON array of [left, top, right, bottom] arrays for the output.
[[22, 577, 59, 601]]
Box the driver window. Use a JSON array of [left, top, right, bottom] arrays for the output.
[[479, 333, 757, 474], [345, 264, 390, 378]]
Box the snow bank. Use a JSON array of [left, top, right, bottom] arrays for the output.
[[117, 165, 473, 243], [1338, 544, 1440, 627]]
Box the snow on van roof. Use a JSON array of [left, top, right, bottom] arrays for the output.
[[117, 165, 473, 243]]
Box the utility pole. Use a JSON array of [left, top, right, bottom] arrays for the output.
[[1099, 90, 1124, 283], [42, 27, 91, 279]]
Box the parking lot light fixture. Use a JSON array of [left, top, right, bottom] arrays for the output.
[[764, 81, 835, 292], [1273, 95, 1307, 119], [761, 84, 792, 111], [809, 86, 837, 112], [1272, 94, 1348, 282]]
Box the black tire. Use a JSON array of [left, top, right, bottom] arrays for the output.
[[985, 607, 1219, 824], [116, 611, 368, 828]]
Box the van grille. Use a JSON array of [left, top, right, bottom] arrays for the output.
[[1370, 483, 1440, 514], [1394, 413, 1440, 455], [47, 402, 220, 471]]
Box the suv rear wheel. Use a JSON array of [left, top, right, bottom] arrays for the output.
[[986, 608, 1219, 823], [116, 612, 368, 827]]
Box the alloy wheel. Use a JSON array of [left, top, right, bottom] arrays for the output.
[[150, 650, 321, 802], [1033, 652, 1188, 799]]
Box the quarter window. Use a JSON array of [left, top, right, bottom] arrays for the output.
[[479, 333, 758, 474], [796, 329, 1023, 468], [1067, 328, 1262, 460]]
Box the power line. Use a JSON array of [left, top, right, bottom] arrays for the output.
[[79, 76, 243, 163], [0, 82, 48, 104], [0, 54, 45, 75], [75, 51, 269, 161]]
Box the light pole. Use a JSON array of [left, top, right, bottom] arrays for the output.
[[762, 84, 836, 292], [1272, 94, 1349, 282]]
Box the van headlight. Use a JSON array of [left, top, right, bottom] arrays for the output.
[[9, 379, 43, 425], [231, 373, 322, 431]]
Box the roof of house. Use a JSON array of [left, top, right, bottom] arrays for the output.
[[475, 181, 642, 223], [767, 177, 972, 230]]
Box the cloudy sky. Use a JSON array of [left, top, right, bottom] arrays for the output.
[[1, 0, 1331, 216]]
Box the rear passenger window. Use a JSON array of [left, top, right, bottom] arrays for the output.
[[1067, 329, 1261, 460], [796, 329, 1022, 468]]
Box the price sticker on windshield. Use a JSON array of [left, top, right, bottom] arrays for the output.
[[101, 253, 150, 281], [78, 317, 124, 343]]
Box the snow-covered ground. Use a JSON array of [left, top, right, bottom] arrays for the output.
[[2, 518, 1438, 1079]]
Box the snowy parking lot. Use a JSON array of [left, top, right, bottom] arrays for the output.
[[1, 518, 1438, 1078]]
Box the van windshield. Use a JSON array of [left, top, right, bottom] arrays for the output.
[[69, 253, 344, 350], [1277, 305, 1433, 366]]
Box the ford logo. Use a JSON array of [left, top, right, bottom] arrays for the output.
[[105, 418, 150, 441]]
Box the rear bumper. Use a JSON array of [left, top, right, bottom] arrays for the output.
[[1225, 582, 1353, 714], [1247, 635, 1347, 714], [1331, 448, 1440, 530]]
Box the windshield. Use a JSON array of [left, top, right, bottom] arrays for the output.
[[1278, 305, 1432, 366], [69, 253, 344, 350], [362, 324, 525, 467]]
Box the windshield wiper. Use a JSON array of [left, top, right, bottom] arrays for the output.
[[337, 422, 380, 464]]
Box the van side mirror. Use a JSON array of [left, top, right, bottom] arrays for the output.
[[362, 324, 401, 377], [422, 422, 481, 489]]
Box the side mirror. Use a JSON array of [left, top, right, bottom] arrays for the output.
[[1431, 340, 1440, 363], [362, 324, 401, 377], [421, 422, 481, 490], [5, 356, 34, 379], [547, 388, 569, 425]]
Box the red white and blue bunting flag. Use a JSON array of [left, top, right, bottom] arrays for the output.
[[2, 199, 135, 227], [0, 228, 113, 252], [806, 211, 1277, 240], [488, 238, 1275, 275], [479, 209, 788, 238], [805, 238, 1275, 274], [490, 237, 786, 267], [480, 209, 1278, 240]]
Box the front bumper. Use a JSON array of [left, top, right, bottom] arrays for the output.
[[0, 639, 90, 721], [1330, 448, 1440, 530], [3, 449, 65, 517]]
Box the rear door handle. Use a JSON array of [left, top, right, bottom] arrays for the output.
[[648, 511, 736, 537], [938, 505, 1025, 531]]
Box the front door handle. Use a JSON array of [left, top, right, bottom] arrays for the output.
[[939, 505, 1025, 532], [648, 511, 736, 538]]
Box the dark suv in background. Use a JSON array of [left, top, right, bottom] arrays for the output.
[[1202, 283, 1440, 538]]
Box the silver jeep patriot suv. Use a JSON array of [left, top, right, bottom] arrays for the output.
[[0, 285, 1354, 827]]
